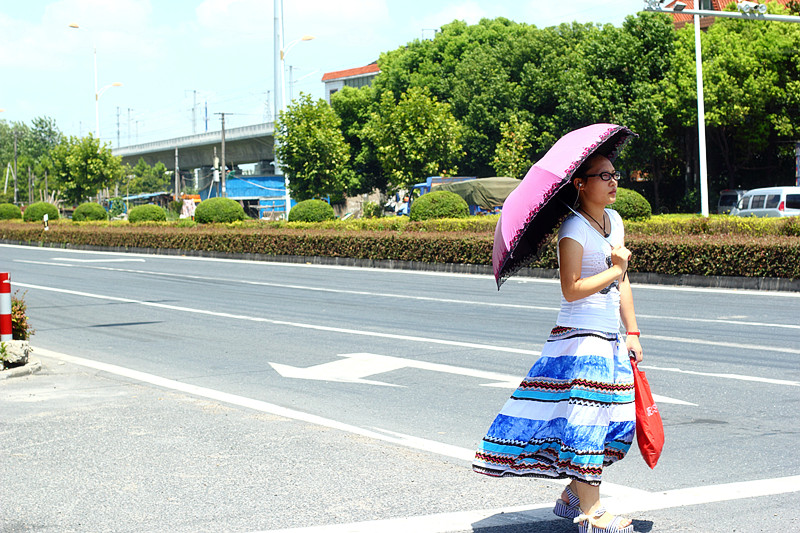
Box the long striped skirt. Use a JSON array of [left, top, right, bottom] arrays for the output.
[[473, 326, 635, 486]]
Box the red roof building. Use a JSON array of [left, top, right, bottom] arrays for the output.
[[321, 62, 381, 103], [666, 0, 795, 29]]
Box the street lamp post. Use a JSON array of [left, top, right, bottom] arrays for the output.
[[69, 24, 123, 140], [273, 0, 314, 219], [642, 1, 800, 216]]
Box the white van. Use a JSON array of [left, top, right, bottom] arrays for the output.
[[730, 186, 800, 217]]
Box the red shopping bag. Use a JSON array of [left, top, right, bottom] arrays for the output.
[[631, 358, 664, 468]]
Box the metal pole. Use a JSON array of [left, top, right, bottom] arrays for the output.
[[796, 142, 800, 186], [94, 46, 99, 139], [13, 130, 18, 204], [220, 113, 227, 198], [274, 0, 291, 218], [694, 14, 709, 217], [174, 147, 180, 200]]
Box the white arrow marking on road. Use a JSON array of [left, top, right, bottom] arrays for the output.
[[269, 353, 697, 405]]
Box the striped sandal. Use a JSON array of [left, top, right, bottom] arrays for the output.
[[573, 508, 633, 533], [553, 485, 581, 519]]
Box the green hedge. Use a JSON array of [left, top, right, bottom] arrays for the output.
[[0, 203, 22, 220], [611, 188, 651, 221], [128, 204, 167, 223], [72, 202, 108, 222], [0, 220, 797, 279], [195, 197, 246, 224], [409, 191, 468, 221], [288, 199, 335, 222], [23, 202, 59, 222]]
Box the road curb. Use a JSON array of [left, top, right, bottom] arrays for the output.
[[0, 358, 42, 380]]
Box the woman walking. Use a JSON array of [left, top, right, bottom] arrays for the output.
[[474, 143, 643, 533]]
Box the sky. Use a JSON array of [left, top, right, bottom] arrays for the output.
[[0, 0, 646, 148]]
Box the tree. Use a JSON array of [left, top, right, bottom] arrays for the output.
[[50, 135, 124, 206], [492, 115, 535, 178], [126, 158, 170, 195], [275, 93, 355, 201], [330, 86, 386, 195], [362, 87, 465, 191]]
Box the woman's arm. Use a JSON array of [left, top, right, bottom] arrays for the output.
[[558, 237, 628, 302], [619, 271, 643, 362]]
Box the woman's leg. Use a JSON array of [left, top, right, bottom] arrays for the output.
[[571, 480, 632, 529]]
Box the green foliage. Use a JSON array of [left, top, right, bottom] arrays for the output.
[[362, 201, 383, 219], [195, 197, 246, 224], [50, 134, 124, 205], [409, 191, 469, 221], [128, 204, 167, 223], [492, 115, 534, 179], [276, 93, 356, 201], [1, 218, 796, 280], [611, 188, 651, 221], [626, 213, 800, 237], [126, 158, 171, 196], [72, 202, 108, 221], [330, 86, 387, 195], [23, 202, 59, 222], [11, 291, 34, 340], [176, 218, 197, 228], [0, 203, 22, 220], [170, 200, 183, 214], [288, 199, 336, 222], [108, 197, 125, 218], [362, 87, 464, 191]]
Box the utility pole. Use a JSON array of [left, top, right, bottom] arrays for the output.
[[116, 106, 121, 147], [13, 129, 18, 204], [127, 108, 133, 145], [174, 147, 180, 200], [193, 90, 197, 134], [215, 112, 227, 198]]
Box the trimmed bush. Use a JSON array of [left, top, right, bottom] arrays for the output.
[[0, 203, 22, 220], [195, 197, 246, 224], [72, 202, 108, 222], [288, 199, 335, 222], [409, 191, 468, 221], [23, 202, 59, 222], [128, 204, 167, 223], [611, 188, 651, 221]]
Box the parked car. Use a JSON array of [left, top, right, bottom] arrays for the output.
[[730, 186, 800, 217], [717, 189, 747, 214]]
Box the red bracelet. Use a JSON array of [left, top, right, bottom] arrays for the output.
[[626, 331, 640, 337]]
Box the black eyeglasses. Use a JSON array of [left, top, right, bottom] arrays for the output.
[[584, 170, 621, 182]]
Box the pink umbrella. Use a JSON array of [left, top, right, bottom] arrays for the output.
[[493, 123, 637, 288]]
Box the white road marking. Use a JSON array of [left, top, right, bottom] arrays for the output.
[[34, 347, 477, 462], [270, 353, 697, 405], [255, 475, 800, 533], [642, 364, 800, 387], [14, 282, 541, 356], [31, 347, 646, 505], [12, 258, 800, 330], [49, 257, 146, 263], [13, 280, 799, 387]]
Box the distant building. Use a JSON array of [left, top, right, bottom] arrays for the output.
[[665, 0, 795, 29], [321, 62, 381, 103]]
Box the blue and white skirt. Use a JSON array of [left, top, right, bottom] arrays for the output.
[[473, 326, 635, 486]]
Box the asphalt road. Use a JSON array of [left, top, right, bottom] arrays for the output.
[[1, 243, 799, 532]]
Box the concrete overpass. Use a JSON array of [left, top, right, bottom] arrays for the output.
[[113, 122, 276, 171]]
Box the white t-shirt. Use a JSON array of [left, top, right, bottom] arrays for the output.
[[556, 209, 624, 333]]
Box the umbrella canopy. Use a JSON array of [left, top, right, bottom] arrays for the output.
[[434, 177, 521, 210], [492, 123, 637, 289]]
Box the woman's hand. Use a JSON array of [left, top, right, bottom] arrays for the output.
[[626, 334, 643, 363], [610, 245, 631, 273]]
